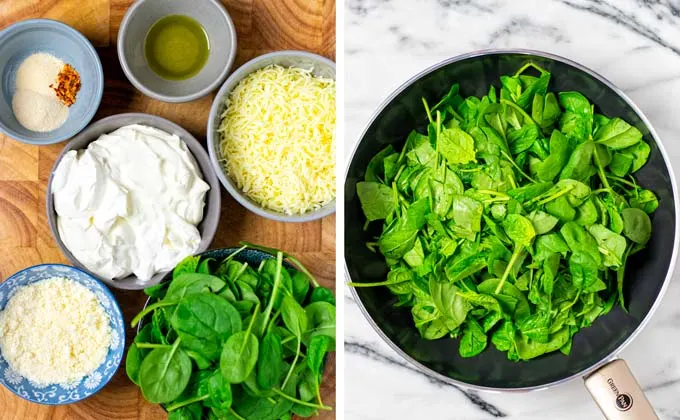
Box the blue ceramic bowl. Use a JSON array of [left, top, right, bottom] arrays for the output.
[[0, 19, 104, 144], [0, 264, 125, 405]]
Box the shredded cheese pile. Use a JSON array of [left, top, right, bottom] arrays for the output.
[[0, 277, 112, 386], [218, 65, 336, 215]]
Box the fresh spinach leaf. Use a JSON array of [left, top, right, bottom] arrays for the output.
[[356, 181, 394, 221], [459, 319, 487, 358], [139, 339, 192, 404], [219, 328, 259, 384], [622, 207, 652, 244], [594, 118, 642, 150], [352, 62, 658, 363], [171, 293, 242, 361], [257, 331, 283, 390]]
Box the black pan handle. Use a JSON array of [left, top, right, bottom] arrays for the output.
[[584, 359, 658, 419]]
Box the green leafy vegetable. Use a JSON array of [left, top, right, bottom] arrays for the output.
[[171, 293, 242, 361], [139, 339, 192, 404], [352, 62, 657, 362], [356, 181, 394, 221], [257, 331, 283, 389], [127, 246, 335, 417]]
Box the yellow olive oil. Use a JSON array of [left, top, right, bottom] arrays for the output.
[[144, 15, 209, 81]]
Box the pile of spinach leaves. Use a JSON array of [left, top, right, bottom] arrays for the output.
[[353, 63, 657, 361], [126, 242, 336, 419]]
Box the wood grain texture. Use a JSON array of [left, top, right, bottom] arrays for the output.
[[0, 0, 336, 418], [0, 0, 111, 47]]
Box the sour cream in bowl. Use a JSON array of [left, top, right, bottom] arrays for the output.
[[47, 114, 221, 290]]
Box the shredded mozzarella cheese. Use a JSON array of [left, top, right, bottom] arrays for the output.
[[0, 277, 112, 386], [218, 65, 336, 215]]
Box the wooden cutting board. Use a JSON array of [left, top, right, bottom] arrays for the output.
[[0, 0, 336, 419]]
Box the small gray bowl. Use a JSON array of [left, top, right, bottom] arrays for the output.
[[117, 0, 236, 103], [0, 19, 103, 144], [207, 50, 336, 222], [46, 113, 221, 290]]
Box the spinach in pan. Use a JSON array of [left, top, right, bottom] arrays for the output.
[[352, 63, 656, 361], [127, 242, 336, 418]]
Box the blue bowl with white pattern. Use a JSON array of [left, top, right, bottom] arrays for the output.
[[0, 264, 125, 405]]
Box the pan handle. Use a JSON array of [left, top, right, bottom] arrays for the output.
[[583, 359, 658, 419]]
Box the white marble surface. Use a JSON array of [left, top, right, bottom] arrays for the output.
[[343, 0, 680, 418]]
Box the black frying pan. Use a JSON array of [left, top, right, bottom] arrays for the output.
[[344, 50, 679, 419]]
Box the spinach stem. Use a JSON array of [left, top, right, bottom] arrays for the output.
[[243, 302, 260, 354], [607, 175, 637, 189], [422, 97, 433, 124], [231, 262, 249, 283], [266, 310, 281, 334], [260, 252, 283, 336], [166, 394, 208, 411], [281, 337, 300, 389], [348, 278, 409, 287], [500, 99, 540, 126], [495, 247, 522, 294], [529, 185, 574, 206], [447, 105, 464, 122], [229, 408, 247, 420], [593, 150, 612, 191], [617, 243, 632, 311], [500, 150, 537, 183], [281, 335, 295, 345], [436, 110, 441, 138], [513, 62, 548, 77], [564, 291, 582, 312], [315, 379, 324, 407], [239, 241, 320, 288], [635, 197, 656, 205], [482, 197, 510, 206], [224, 244, 248, 263], [393, 165, 406, 183], [477, 189, 510, 198], [457, 167, 482, 172], [272, 388, 332, 410], [155, 338, 182, 392], [135, 343, 172, 349], [397, 140, 409, 165], [130, 300, 178, 328]]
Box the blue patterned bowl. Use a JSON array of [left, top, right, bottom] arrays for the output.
[[0, 264, 125, 405]]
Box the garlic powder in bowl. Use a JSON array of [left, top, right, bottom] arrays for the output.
[[0, 277, 111, 386], [12, 52, 71, 132], [52, 124, 210, 281]]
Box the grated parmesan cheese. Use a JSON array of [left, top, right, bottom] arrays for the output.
[[0, 277, 112, 386], [218, 64, 336, 215]]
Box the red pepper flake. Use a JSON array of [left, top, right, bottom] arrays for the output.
[[50, 64, 81, 107]]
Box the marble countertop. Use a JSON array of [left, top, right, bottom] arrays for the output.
[[344, 0, 680, 418]]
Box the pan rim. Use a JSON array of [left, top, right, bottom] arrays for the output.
[[343, 48, 680, 392]]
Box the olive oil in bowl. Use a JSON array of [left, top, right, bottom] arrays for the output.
[[144, 15, 209, 81]]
